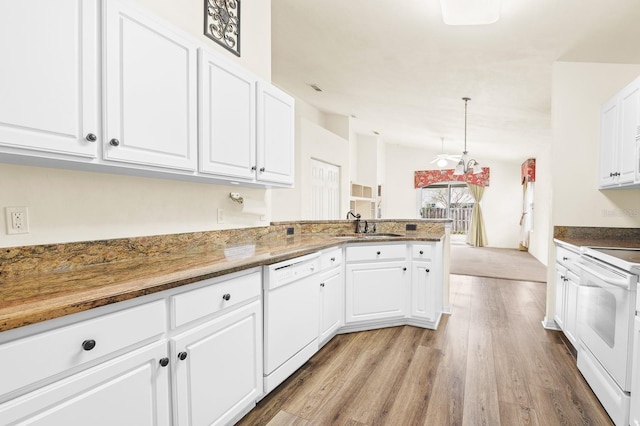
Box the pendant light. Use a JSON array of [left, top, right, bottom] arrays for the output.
[[453, 97, 483, 175]]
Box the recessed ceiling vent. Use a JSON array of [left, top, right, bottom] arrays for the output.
[[310, 84, 323, 92]]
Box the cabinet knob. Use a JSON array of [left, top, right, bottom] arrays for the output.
[[109, 138, 120, 147], [320, 282, 325, 287], [331, 257, 336, 262], [178, 351, 188, 361], [419, 250, 424, 255], [82, 339, 96, 351], [402, 267, 407, 271], [560, 275, 565, 280], [259, 167, 265, 172], [610, 172, 614, 177], [159, 357, 170, 367], [426, 269, 430, 273], [85, 133, 97, 142], [376, 251, 381, 255], [222, 293, 231, 301], [251, 166, 257, 171], [562, 256, 568, 261]]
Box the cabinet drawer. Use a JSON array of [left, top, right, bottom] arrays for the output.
[[556, 245, 580, 273], [319, 248, 342, 271], [172, 270, 261, 328], [412, 243, 435, 260], [0, 300, 166, 397], [346, 244, 406, 262]]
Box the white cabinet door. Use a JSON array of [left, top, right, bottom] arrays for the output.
[[599, 96, 619, 187], [630, 316, 640, 426], [554, 264, 566, 329], [0, 0, 99, 158], [411, 261, 436, 321], [173, 300, 262, 426], [618, 79, 640, 185], [0, 341, 171, 426], [564, 270, 579, 347], [103, 0, 198, 171], [345, 261, 408, 324], [319, 269, 343, 344], [199, 49, 256, 180], [256, 82, 295, 185]]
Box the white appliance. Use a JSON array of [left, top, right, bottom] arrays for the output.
[[263, 253, 320, 394], [578, 247, 639, 426]]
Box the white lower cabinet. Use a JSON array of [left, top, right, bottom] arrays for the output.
[[172, 300, 262, 426], [553, 242, 581, 347], [411, 261, 436, 321], [345, 244, 409, 324], [0, 341, 171, 425], [319, 270, 343, 343]]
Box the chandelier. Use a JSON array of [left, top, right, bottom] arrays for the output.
[[453, 97, 483, 175]]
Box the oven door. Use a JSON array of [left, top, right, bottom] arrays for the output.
[[578, 259, 636, 391]]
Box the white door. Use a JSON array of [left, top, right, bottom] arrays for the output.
[[0, 0, 99, 158], [256, 82, 295, 185], [599, 97, 619, 187], [319, 269, 343, 343], [0, 342, 171, 425], [199, 49, 257, 180], [311, 159, 341, 219], [345, 261, 408, 323], [173, 300, 262, 426], [103, 0, 198, 171], [618, 78, 640, 185], [411, 261, 436, 321]]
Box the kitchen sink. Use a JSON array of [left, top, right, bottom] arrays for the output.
[[335, 233, 404, 239]]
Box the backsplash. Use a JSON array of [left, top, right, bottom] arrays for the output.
[[1, 220, 448, 279]]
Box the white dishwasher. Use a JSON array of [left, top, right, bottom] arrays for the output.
[[263, 253, 320, 394]]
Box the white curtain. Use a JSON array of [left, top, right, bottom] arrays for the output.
[[466, 183, 487, 247], [519, 180, 534, 250]]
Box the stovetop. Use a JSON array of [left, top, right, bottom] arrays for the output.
[[583, 247, 640, 273]]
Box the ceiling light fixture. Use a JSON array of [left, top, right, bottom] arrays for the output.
[[453, 97, 483, 175], [440, 0, 501, 26]]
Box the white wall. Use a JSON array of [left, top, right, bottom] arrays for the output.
[[271, 101, 351, 221], [384, 144, 525, 248], [1, 0, 272, 248], [544, 61, 640, 321]]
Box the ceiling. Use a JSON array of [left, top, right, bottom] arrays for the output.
[[271, 0, 640, 163]]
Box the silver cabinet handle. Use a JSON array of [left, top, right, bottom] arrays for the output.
[[85, 133, 97, 142], [259, 167, 265, 172], [109, 138, 120, 147]]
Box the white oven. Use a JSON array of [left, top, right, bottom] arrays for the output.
[[578, 248, 638, 426]]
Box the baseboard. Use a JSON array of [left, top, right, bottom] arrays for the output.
[[541, 316, 561, 330]]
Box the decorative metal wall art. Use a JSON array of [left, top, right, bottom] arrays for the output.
[[204, 0, 240, 56]]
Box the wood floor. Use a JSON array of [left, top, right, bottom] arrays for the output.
[[237, 275, 613, 425]]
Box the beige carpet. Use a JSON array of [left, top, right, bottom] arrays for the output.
[[450, 244, 547, 282]]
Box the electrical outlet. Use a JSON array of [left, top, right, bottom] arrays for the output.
[[5, 206, 29, 234], [217, 208, 224, 224]]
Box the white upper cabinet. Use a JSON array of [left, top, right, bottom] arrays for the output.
[[257, 82, 295, 186], [199, 49, 257, 180], [103, 0, 198, 171], [0, 0, 100, 158], [599, 76, 640, 188]]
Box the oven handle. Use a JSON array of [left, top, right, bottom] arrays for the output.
[[575, 263, 631, 290]]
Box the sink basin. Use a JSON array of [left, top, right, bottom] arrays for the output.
[[335, 233, 404, 239]]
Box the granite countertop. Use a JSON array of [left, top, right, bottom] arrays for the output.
[[553, 226, 640, 250], [0, 232, 444, 332]]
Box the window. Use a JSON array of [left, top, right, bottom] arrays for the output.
[[419, 183, 474, 235]]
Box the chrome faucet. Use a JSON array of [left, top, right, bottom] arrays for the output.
[[346, 211, 362, 233]]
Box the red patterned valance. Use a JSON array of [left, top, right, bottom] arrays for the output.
[[414, 168, 491, 188], [521, 158, 535, 183]]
